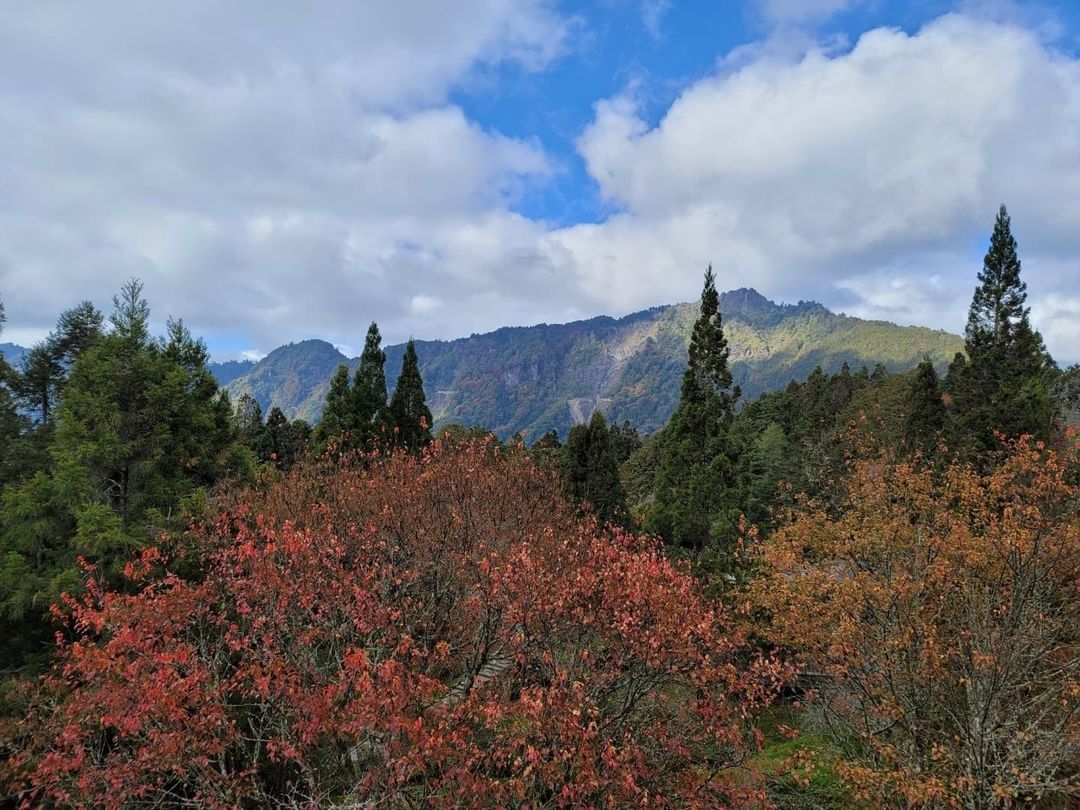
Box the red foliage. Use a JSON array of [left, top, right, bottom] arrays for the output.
[[6, 440, 787, 807]]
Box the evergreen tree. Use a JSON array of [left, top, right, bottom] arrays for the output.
[[608, 420, 643, 466], [317, 364, 353, 442], [14, 343, 63, 423], [560, 412, 628, 526], [743, 421, 791, 529], [0, 280, 236, 655], [530, 428, 562, 469], [259, 407, 308, 470], [648, 266, 741, 552], [352, 322, 390, 447], [0, 298, 29, 484], [52, 301, 104, 364], [12, 302, 104, 424], [905, 357, 945, 454], [389, 340, 432, 451], [945, 205, 1055, 454]]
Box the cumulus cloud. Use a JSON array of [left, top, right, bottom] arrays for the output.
[[0, 1, 571, 354], [1, 5, 1079, 366], [559, 13, 1080, 360]]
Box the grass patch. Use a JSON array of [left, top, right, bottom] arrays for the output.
[[751, 705, 851, 809]]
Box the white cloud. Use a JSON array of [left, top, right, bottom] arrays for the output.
[[2, 5, 1079, 368], [0, 1, 567, 354], [642, 0, 672, 39], [556, 14, 1080, 361], [756, 0, 863, 26], [409, 295, 441, 315]]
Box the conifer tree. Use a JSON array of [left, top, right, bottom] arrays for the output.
[[648, 266, 741, 552], [52, 301, 104, 364], [0, 281, 237, 668], [15, 344, 63, 423], [12, 302, 104, 424], [905, 357, 945, 454], [259, 407, 308, 470], [530, 428, 562, 469], [389, 340, 432, 451], [352, 322, 389, 447], [560, 412, 628, 526], [0, 297, 27, 483], [317, 364, 353, 442], [945, 205, 1055, 454]]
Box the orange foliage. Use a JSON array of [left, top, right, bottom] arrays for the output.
[[751, 438, 1080, 807], [5, 440, 788, 807]]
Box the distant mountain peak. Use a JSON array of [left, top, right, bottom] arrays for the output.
[[264, 338, 341, 359], [720, 287, 772, 309], [224, 288, 963, 437]]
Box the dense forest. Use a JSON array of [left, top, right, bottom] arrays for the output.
[[1, 206, 1078, 807]]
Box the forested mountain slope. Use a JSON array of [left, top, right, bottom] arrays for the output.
[[223, 288, 962, 441]]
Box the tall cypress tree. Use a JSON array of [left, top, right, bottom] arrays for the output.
[[352, 322, 389, 447], [905, 357, 945, 455], [389, 340, 432, 451], [648, 266, 741, 552], [945, 205, 1054, 454], [317, 364, 353, 442]]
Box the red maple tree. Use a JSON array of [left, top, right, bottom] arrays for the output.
[[6, 440, 788, 807]]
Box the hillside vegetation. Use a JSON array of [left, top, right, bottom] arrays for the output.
[[224, 288, 962, 440]]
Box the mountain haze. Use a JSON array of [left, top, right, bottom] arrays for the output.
[[225, 289, 963, 441]]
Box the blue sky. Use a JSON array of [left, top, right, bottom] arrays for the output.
[[1, 0, 1079, 362]]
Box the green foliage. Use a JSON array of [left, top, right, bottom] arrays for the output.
[[257, 408, 310, 470], [904, 357, 945, 454], [648, 267, 741, 553], [389, 340, 433, 451], [233, 392, 264, 439], [945, 206, 1056, 455], [0, 281, 238, 673], [352, 322, 391, 446], [559, 412, 628, 526], [316, 363, 352, 442]]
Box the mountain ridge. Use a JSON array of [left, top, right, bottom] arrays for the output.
[[222, 288, 963, 441]]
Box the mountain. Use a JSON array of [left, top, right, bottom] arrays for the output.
[[225, 288, 964, 441], [207, 359, 255, 387], [0, 343, 29, 369]]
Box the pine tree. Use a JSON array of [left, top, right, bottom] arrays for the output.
[[317, 364, 353, 442], [905, 357, 945, 454], [560, 412, 628, 526], [0, 297, 28, 484], [12, 302, 104, 424], [352, 322, 389, 447], [648, 266, 741, 552], [52, 301, 104, 364], [389, 340, 432, 451], [945, 205, 1055, 454], [259, 407, 308, 470], [14, 343, 63, 423]]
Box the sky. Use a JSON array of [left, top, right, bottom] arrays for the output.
[[1, 0, 1078, 363]]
